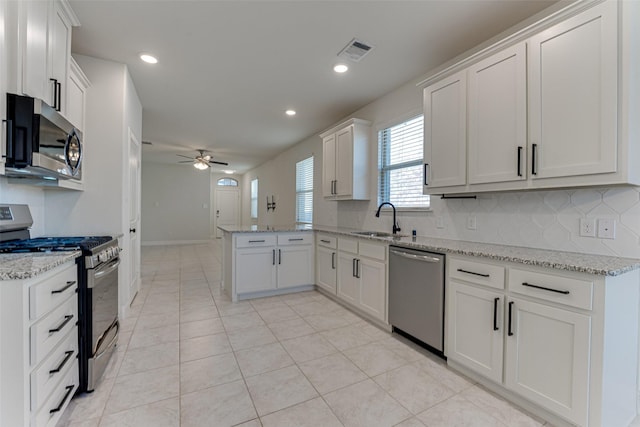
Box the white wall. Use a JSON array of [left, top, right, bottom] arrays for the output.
[[0, 182, 45, 236], [141, 163, 212, 244]]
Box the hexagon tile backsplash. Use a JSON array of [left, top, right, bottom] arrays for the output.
[[342, 187, 640, 259]]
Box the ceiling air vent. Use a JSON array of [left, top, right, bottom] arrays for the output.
[[337, 38, 374, 62]]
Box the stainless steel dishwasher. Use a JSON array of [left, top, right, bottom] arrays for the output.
[[389, 246, 445, 355]]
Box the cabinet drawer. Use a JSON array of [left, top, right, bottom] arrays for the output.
[[509, 268, 593, 310], [30, 327, 78, 412], [235, 234, 276, 248], [33, 360, 78, 427], [30, 263, 77, 320], [316, 234, 337, 249], [359, 242, 386, 261], [338, 238, 358, 254], [449, 258, 505, 290], [31, 295, 77, 367], [277, 233, 313, 246]]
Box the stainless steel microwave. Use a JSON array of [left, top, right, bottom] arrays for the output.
[[5, 94, 82, 181]]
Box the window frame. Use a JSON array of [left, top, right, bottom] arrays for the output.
[[377, 113, 431, 212], [250, 178, 258, 220], [295, 156, 314, 225]]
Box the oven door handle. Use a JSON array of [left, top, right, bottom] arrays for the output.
[[94, 319, 119, 358], [93, 258, 120, 281]]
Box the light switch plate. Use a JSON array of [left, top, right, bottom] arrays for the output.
[[467, 216, 476, 230], [597, 218, 616, 239], [436, 216, 445, 229], [579, 218, 596, 237]]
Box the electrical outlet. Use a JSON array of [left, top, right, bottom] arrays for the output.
[[436, 216, 445, 229], [579, 218, 596, 237], [597, 218, 616, 239], [467, 216, 476, 230]]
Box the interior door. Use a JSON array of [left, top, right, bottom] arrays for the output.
[[215, 187, 240, 238], [128, 129, 141, 305]]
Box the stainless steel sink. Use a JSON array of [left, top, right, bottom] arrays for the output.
[[351, 231, 394, 238]]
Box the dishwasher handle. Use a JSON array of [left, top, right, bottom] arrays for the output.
[[390, 249, 441, 263]]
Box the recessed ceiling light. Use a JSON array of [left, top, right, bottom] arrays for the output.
[[140, 54, 158, 64], [333, 64, 349, 73], [285, 110, 296, 116], [222, 170, 235, 174]]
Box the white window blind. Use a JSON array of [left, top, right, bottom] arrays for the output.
[[296, 156, 314, 224], [378, 115, 430, 208], [250, 179, 258, 219]]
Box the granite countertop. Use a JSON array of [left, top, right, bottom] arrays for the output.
[[0, 251, 81, 280], [313, 226, 640, 277], [218, 224, 314, 233]]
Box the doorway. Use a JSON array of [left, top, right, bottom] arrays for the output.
[[214, 186, 240, 238]]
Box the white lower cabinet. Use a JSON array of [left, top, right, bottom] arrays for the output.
[[0, 260, 79, 427], [315, 234, 337, 294], [232, 232, 314, 300], [448, 281, 503, 383], [505, 297, 590, 426], [333, 238, 387, 323], [446, 255, 639, 427]]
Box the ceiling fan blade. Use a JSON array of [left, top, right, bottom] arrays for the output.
[[177, 160, 193, 163], [176, 154, 194, 160], [211, 160, 229, 165]]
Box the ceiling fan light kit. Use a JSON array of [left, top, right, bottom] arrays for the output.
[[177, 149, 229, 171]]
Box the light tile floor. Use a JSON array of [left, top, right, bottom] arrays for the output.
[[57, 242, 549, 427]]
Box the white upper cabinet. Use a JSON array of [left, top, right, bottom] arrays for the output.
[[47, 0, 72, 113], [66, 57, 89, 132], [468, 43, 527, 185], [423, 70, 467, 189], [0, 0, 7, 174], [528, 1, 617, 180], [420, 0, 639, 194], [320, 118, 370, 200]]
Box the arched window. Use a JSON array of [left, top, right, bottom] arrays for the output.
[[217, 178, 238, 187]]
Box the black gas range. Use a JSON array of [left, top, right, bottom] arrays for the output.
[[0, 204, 120, 393]]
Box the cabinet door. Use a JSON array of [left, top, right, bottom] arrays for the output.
[[468, 43, 527, 184], [322, 134, 336, 198], [277, 245, 313, 289], [337, 252, 358, 305], [423, 70, 467, 189], [447, 281, 503, 383], [0, 0, 6, 173], [21, 0, 50, 103], [528, 1, 617, 179], [235, 247, 276, 294], [505, 297, 590, 426], [334, 126, 354, 197], [48, 0, 71, 113], [316, 246, 337, 294], [66, 59, 86, 132], [358, 257, 386, 322]]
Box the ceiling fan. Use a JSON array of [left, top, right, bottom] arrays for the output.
[[177, 149, 229, 170]]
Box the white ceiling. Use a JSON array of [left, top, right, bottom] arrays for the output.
[[69, 0, 558, 173]]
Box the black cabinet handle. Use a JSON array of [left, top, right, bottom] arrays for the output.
[[508, 301, 514, 336], [331, 252, 335, 269], [49, 315, 74, 334], [457, 268, 490, 278], [49, 350, 74, 374], [522, 282, 570, 295], [49, 385, 74, 414], [51, 281, 76, 295], [278, 249, 281, 265], [272, 249, 275, 265], [56, 81, 62, 111], [355, 259, 361, 278], [493, 298, 499, 331], [423, 163, 429, 186], [531, 143, 538, 175], [517, 146, 523, 177], [288, 238, 304, 242], [320, 239, 330, 244], [248, 239, 265, 243], [50, 78, 58, 109], [352, 258, 357, 277]]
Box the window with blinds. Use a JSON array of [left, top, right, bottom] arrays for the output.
[[296, 156, 314, 224], [250, 178, 258, 219], [378, 115, 430, 208]]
